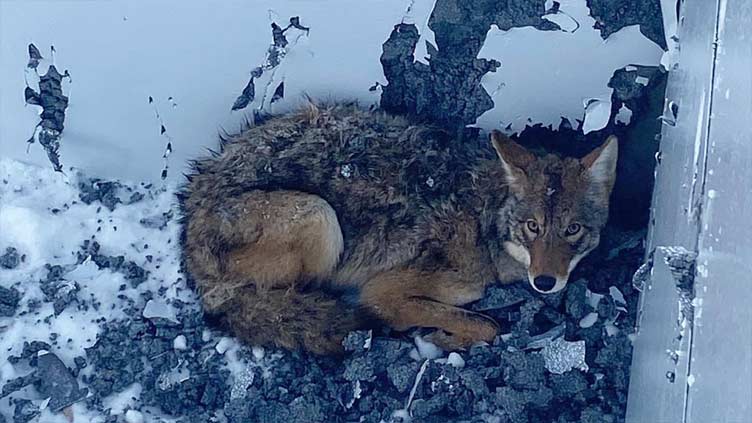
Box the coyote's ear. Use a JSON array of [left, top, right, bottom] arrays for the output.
[[581, 135, 619, 200], [490, 130, 534, 188]]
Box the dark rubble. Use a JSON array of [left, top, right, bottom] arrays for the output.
[[1, 225, 644, 423]]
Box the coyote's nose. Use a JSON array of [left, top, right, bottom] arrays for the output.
[[533, 275, 557, 292]]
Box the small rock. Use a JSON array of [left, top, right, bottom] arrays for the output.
[[0, 286, 21, 317], [173, 335, 188, 350], [542, 338, 588, 374], [0, 247, 20, 269], [124, 409, 144, 423], [446, 352, 465, 368], [35, 352, 88, 411]]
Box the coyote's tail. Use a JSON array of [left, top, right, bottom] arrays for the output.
[[218, 284, 365, 355], [185, 228, 364, 355]]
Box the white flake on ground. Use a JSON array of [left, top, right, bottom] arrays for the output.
[[446, 352, 465, 368], [582, 99, 612, 134], [103, 383, 143, 416], [609, 286, 627, 305], [605, 322, 620, 336], [142, 299, 179, 323], [173, 335, 187, 350], [156, 364, 191, 391], [586, 289, 604, 309], [579, 312, 599, 328], [124, 409, 144, 423], [215, 337, 234, 355], [363, 330, 373, 349], [346, 380, 362, 409], [414, 335, 443, 360], [542, 337, 588, 374], [252, 346, 265, 361]]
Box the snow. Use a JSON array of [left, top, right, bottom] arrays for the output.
[[0, 158, 191, 421], [446, 352, 466, 368], [124, 409, 144, 423], [413, 335, 443, 360], [172, 335, 187, 350], [103, 383, 143, 416]]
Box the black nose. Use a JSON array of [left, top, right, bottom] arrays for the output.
[[533, 275, 557, 292]]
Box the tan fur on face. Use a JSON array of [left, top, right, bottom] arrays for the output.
[[500, 136, 619, 292]]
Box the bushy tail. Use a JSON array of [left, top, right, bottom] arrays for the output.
[[220, 285, 366, 355], [183, 227, 364, 356]]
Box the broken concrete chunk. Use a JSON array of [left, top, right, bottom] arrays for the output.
[[471, 283, 529, 311], [35, 353, 89, 412], [0, 247, 21, 269], [542, 337, 588, 374], [0, 286, 21, 317], [659, 246, 697, 291], [12, 398, 40, 423]]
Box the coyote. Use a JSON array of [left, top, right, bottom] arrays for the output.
[[182, 103, 618, 355]]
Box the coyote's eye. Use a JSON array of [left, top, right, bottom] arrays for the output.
[[525, 220, 540, 234], [565, 223, 582, 236]]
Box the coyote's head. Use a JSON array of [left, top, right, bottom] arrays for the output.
[[491, 131, 618, 294]]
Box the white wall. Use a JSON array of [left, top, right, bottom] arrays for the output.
[[0, 0, 662, 183]]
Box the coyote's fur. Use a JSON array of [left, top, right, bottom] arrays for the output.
[[182, 103, 618, 354]]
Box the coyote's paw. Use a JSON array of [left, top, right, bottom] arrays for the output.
[[424, 313, 499, 351]]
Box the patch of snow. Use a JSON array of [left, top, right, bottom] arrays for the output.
[[124, 409, 144, 423], [446, 352, 465, 368], [0, 158, 190, 367], [173, 335, 188, 350], [414, 335, 443, 360], [103, 383, 143, 415], [252, 346, 265, 361]]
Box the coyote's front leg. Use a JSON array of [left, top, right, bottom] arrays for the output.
[[360, 269, 498, 350]]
